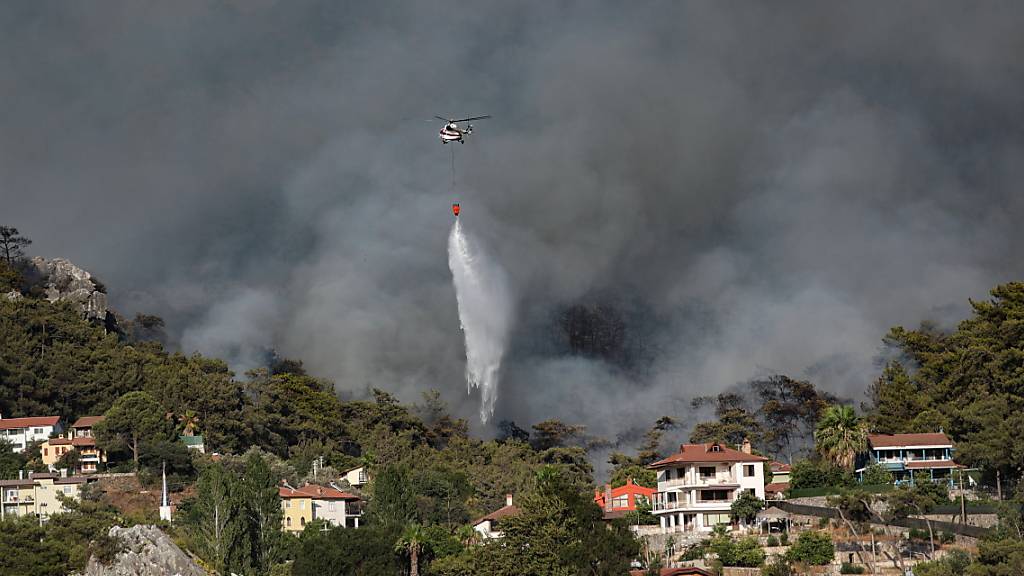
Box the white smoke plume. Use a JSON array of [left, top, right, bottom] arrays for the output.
[[448, 220, 514, 423]]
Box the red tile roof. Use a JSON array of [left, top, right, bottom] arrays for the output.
[[0, 416, 60, 429], [71, 416, 104, 428], [649, 443, 768, 468], [473, 503, 520, 526], [278, 484, 360, 500], [49, 437, 97, 447], [868, 433, 952, 448], [770, 461, 791, 473], [764, 482, 789, 494], [906, 460, 963, 469], [594, 478, 657, 510]]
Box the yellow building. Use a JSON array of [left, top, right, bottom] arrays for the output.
[[41, 437, 107, 473], [41, 416, 107, 474], [279, 483, 363, 532], [279, 485, 313, 532], [0, 472, 90, 521]]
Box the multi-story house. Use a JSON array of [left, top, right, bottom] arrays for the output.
[[41, 416, 107, 474], [860, 432, 962, 487], [649, 441, 767, 533], [0, 471, 90, 521], [0, 415, 62, 453], [279, 483, 363, 532]]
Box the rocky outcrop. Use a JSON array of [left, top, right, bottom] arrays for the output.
[[30, 256, 109, 321], [80, 525, 208, 576]]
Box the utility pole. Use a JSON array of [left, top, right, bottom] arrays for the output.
[[958, 468, 966, 524]]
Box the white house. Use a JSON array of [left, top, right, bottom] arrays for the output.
[[0, 416, 62, 453], [472, 494, 518, 539], [859, 432, 962, 487], [342, 466, 368, 489], [649, 441, 767, 533]]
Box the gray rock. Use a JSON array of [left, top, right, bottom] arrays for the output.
[[4, 289, 20, 301], [31, 256, 109, 321], [79, 525, 208, 576]]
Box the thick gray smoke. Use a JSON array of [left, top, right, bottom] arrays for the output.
[[4, 2, 1024, 444]]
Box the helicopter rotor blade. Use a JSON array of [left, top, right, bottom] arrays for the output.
[[434, 116, 451, 122], [452, 115, 490, 123]]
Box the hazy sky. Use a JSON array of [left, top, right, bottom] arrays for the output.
[[4, 2, 1024, 447]]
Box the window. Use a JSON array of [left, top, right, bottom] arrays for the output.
[[705, 513, 730, 526], [710, 444, 722, 452], [699, 466, 716, 478], [63, 487, 71, 494], [33, 428, 43, 435], [43, 448, 48, 456], [300, 517, 306, 527], [329, 501, 336, 511], [287, 517, 292, 527], [612, 496, 629, 508], [744, 465, 755, 477], [285, 500, 290, 508], [300, 500, 305, 510], [699, 489, 729, 502]]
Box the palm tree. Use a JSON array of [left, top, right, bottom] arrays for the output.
[[814, 405, 868, 469], [178, 410, 200, 436], [395, 523, 427, 576]]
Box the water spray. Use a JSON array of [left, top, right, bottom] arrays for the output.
[[447, 219, 513, 423]]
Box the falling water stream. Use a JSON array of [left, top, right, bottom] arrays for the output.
[[447, 220, 513, 423]]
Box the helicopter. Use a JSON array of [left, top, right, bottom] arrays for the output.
[[435, 115, 490, 143]]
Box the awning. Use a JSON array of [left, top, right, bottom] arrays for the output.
[[757, 506, 792, 521]]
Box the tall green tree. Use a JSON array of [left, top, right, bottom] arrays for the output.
[[370, 464, 416, 529], [814, 405, 867, 469], [240, 451, 283, 574], [865, 361, 923, 434], [754, 375, 834, 461], [185, 463, 246, 574], [0, 438, 26, 479], [94, 391, 174, 469], [690, 392, 761, 447]]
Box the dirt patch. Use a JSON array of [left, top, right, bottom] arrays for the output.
[[93, 475, 195, 521]]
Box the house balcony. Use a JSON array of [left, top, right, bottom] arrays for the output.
[[660, 475, 739, 489], [652, 493, 736, 512]]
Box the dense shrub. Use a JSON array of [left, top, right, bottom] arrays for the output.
[[786, 531, 834, 565]]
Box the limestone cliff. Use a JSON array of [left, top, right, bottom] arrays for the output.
[[79, 525, 208, 576], [30, 256, 110, 322]]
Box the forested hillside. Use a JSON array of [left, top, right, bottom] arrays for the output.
[[10, 235, 1024, 574]]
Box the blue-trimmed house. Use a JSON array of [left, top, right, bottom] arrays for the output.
[[858, 432, 963, 487]]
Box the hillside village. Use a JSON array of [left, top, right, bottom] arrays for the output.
[[3, 237, 1024, 576]]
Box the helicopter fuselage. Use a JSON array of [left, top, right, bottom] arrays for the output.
[[440, 122, 471, 143]]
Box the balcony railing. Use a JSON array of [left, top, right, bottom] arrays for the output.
[[661, 475, 738, 488], [652, 499, 685, 511]]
